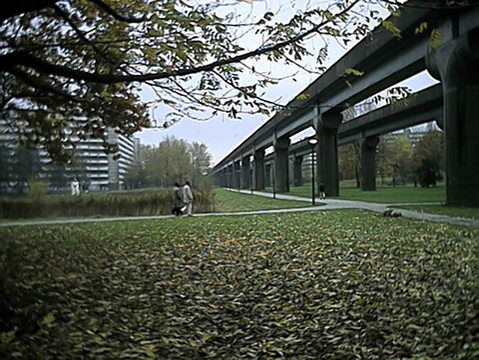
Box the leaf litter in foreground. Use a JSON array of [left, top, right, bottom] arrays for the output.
[[0, 210, 477, 359]]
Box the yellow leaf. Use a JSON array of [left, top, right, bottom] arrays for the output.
[[144, 345, 156, 358], [344, 68, 364, 77], [0, 330, 16, 344], [382, 20, 402, 38], [42, 313, 56, 325], [414, 22, 428, 35]]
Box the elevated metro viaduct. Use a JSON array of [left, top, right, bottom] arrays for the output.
[[277, 84, 443, 191], [212, 1, 479, 207], [215, 85, 443, 192]]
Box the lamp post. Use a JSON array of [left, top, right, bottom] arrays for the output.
[[308, 138, 318, 205]]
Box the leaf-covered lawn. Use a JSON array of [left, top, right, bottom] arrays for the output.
[[1, 210, 478, 359]]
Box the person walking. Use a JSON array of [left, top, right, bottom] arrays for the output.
[[71, 177, 80, 196], [318, 182, 326, 200], [182, 181, 194, 216], [172, 182, 184, 216]]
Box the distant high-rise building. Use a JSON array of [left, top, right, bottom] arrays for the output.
[[134, 137, 141, 153], [107, 129, 137, 190], [0, 120, 138, 193]]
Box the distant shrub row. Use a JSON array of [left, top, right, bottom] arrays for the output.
[[0, 189, 215, 219]]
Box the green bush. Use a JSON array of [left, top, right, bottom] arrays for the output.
[[0, 188, 214, 219], [28, 180, 48, 200]]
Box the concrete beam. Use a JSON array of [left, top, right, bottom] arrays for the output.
[[276, 108, 315, 140], [340, 85, 443, 140]]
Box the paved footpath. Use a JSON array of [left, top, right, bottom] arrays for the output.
[[1, 189, 478, 228], [229, 189, 479, 228]]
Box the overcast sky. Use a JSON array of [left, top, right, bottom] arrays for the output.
[[137, 0, 437, 165]]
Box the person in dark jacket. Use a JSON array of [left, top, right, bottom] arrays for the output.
[[318, 182, 326, 200], [171, 182, 185, 216]]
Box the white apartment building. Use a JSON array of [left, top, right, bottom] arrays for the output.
[[0, 120, 138, 193]]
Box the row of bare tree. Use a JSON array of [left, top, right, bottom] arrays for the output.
[[125, 136, 212, 190]]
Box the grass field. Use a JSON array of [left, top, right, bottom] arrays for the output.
[[213, 188, 310, 212], [265, 183, 446, 204], [337, 185, 446, 203], [1, 211, 477, 359], [394, 204, 479, 220]]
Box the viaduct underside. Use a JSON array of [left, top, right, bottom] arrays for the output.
[[213, 1, 479, 207]]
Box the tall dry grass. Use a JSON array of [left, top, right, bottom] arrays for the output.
[[0, 189, 215, 219]]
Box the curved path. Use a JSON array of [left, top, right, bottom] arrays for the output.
[[1, 188, 478, 228], [228, 189, 479, 228]]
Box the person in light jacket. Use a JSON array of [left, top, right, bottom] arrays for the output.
[[71, 177, 80, 196], [182, 181, 194, 216]]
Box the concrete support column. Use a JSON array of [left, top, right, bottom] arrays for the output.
[[222, 169, 228, 187], [241, 156, 251, 189], [233, 161, 241, 189], [254, 149, 265, 190], [315, 110, 342, 197], [227, 165, 233, 188], [265, 163, 272, 187], [293, 155, 303, 187], [427, 29, 479, 207], [274, 137, 291, 193], [216, 170, 221, 187], [360, 136, 379, 191]]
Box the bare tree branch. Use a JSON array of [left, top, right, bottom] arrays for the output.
[[8, 67, 81, 103]]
